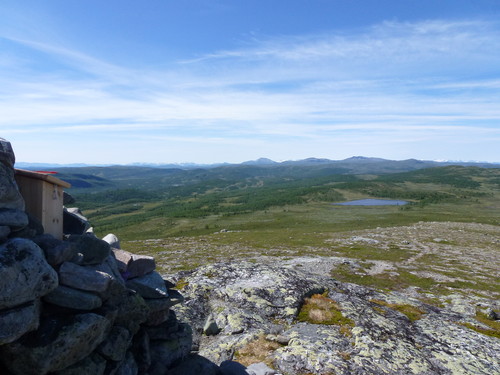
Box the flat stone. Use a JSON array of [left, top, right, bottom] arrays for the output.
[[127, 253, 156, 279], [102, 233, 120, 249], [0, 238, 58, 309], [0, 208, 28, 230], [0, 300, 40, 344], [43, 285, 102, 310], [33, 234, 76, 266], [63, 208, 91, 235], [97, 325, 131, 362], [112, 248, 132, 274], [59, 261, 113, 293], [66, 234, 111, 265], [126, 271, 168, 299], [0, 313, 111, 375]]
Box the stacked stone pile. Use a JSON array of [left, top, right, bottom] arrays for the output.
[[0, 138, 191, 374]]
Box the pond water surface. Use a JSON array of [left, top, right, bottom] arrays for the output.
[[335, 199, 408, 206]]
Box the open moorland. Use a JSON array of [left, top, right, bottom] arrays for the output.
[[54, 161, 500, 303]]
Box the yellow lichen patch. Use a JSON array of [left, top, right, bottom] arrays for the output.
[[297, 293, 355, 335], [234, 334, 281, 367], [370, 299, 426, 322]]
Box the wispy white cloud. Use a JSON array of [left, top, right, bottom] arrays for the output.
[[1, 19, 499, 163]]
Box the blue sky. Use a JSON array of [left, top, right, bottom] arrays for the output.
[[1, 0, 500, 164]]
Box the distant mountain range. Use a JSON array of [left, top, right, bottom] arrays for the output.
[[14, 156, 500, 171]]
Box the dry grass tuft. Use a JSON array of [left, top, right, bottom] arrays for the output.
[[234, 334, 282, 367], [297, 293, 355, 335]]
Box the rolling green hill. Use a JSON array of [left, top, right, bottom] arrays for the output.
[[59, 163, 499, 242]]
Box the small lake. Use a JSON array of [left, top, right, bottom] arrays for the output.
[[335, 199, 408, 206]]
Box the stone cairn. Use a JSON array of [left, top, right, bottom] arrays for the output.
[[0, 138, 191, 375]]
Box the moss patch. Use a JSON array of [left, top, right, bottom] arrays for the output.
[[297, 293, 355, 335], [370, 299, 426, 322], [460, 311, 500, 339]]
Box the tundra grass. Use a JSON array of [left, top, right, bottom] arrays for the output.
[[297, 293, 355, 336], [370, 299, 426, 322]]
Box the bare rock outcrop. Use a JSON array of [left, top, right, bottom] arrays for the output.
[[172, 261, 500, 375]]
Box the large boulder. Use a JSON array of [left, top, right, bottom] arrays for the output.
[[0, 238, 58, 309], [43, 285, 103, 310], [125, 271, 169, 299], [0, 313, 111, 375], [148, 323, 193, 375], [0, 299, 41, 344], [0, 208, 28, 230], [58, 261, 113, 293], [0, 138, 24, 211], [96, 325, 131, 362], [66, 234, 111, 265], [112, 248, 156, 279], [63, 208, 91, 235], [33, 234, 77, 266]]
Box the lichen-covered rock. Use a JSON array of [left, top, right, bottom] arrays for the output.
[[66, 234, 110, 265], [173, 261, 324, 361], [174, 261, 500, 374], [113, 248, 132, 273], [127, 253, 156, 279], [0, 313, 111, 375], [33, 234, 76, 266], [102, 233, 121, 249], [0, 299, 41, 344], [148, 323, 193, 375], [246, 361, 279, 375], [43, 285, 103, 310], [0, 138, 24, 211], [125, 271, 168, 298], [63, 208, 91, 235], [113, 291, 150, 334], [58, 261, 113, 292], [97, 325, 131, 362], [9, 212, 44, 239], [0, 238, 58, 309], [144, 297, 173, 326], [0, 208, 28, 230]]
